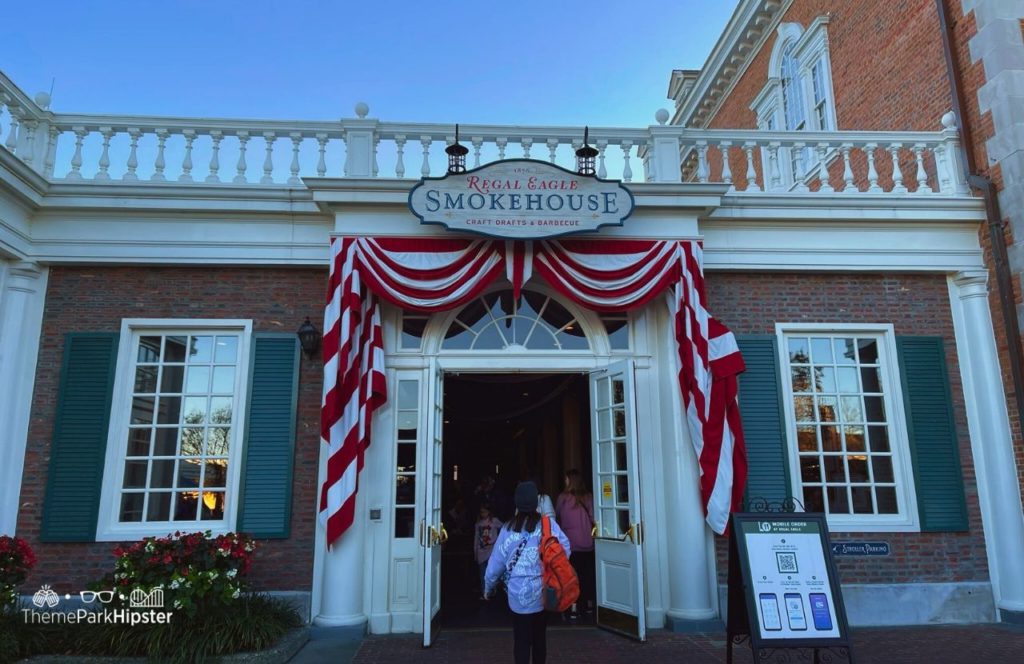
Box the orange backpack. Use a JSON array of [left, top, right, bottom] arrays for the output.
[[540, 516, 580, 612]]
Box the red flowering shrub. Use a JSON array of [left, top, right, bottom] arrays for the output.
[[101, 531, 255, 617], [0, 536, 36, 612]]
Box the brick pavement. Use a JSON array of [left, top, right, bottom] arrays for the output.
[[347, 624, 1024, 664]]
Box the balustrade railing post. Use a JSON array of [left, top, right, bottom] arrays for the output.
[[95, 126, 113, 181], [418, 136, 432, 177], [471, 137, 482, 169], [621, 140, 634, 183], [696, 140, 709, 184], [816, 142, 833, 193], [720, 141, 733, 188], [547, 138, 558, 164], [234, 130, 250, 183], [840, 143, 855, 192], [647, 125, 683, 183], [342, 103, 378, 178], [315, 133, 328, 177], [938, 112, 969, 195], [767, 141, 782, 191], [261, 131, 276, 184], [394, 135, 407, 178], [596, 140, 608, 179], [21, 120, 37, 167], [889, 144, 907, 193], [153, 128, 169, 182], [5, 106, 20, 154], [44, 125, 58, 177], [865, 143, 882, 193]]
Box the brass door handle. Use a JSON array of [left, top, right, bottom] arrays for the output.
[[439, 526, 449, 544]]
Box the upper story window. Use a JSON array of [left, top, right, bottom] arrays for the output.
[[97, 319, 252, 540], [778, 324, 918, 531], [752, 18, 837, 182]]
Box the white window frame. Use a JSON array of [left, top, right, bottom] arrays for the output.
[[96, 318, 254, 542], [775, 323, 920, 532], [752, 18, 839, 187]]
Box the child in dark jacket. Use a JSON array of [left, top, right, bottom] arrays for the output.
[[473, 503, 503, 599]]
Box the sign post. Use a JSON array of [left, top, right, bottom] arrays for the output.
[[726, 513, 855, 664]]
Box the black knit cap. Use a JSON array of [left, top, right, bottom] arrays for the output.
[[514, 481, 539, 512]]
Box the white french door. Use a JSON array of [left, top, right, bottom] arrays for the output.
[[589, 360, 646, 640], [421, 366, 445, 646]]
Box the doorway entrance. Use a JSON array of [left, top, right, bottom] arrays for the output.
[[438, 373, 593, 629]]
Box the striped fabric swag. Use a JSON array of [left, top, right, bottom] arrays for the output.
[[320, 236, 747, 546]]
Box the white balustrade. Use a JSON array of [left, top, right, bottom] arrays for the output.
[[0, 75, 971, 196]]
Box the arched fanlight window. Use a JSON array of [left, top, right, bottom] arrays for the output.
[[441, 289, 590, 351]]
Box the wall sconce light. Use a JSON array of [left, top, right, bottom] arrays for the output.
[[297, 317, 321, 359]]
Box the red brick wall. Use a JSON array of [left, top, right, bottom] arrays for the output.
[[18, 266, 326, 594], [707, 272, 988, 584]]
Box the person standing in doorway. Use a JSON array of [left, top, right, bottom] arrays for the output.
[[473, 503, 503, 599], [556, 469, 595, 622], [485, 481, 571, 664]]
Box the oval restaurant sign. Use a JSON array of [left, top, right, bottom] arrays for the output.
[[408, 159, 634, 239]]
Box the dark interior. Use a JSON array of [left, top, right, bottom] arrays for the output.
[[439, 372, 592, 629]]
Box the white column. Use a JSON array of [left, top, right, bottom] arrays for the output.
[[658, 305, 716, 625], [949, 270, 1024, 615], [0, 261, 48, 536], [314, 499, 368, 627]]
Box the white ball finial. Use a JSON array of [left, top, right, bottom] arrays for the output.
[[655, 108, 670, 125], [34, 91, 52, 109], [354, 102, 369, 119], [941, 111, 957, 129]]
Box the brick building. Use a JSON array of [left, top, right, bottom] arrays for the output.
[[0, 0, 1021, 643]]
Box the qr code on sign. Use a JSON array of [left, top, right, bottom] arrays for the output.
[[776, 552, 799, 574]]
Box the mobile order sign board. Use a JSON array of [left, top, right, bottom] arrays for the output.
[[726, 513, 855, 664]]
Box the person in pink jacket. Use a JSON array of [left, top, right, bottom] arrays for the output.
[[555, 469, 595, 621]]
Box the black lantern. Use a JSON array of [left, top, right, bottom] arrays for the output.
[[575, 126, 598, 176], [446, 124, 469, 174], [297, 317, 321, 359]]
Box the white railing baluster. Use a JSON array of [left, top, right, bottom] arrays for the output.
[[793, 141, 808, 192], [152, 128, 168, 181], [44, 126, 58, 177], [889, 144, 906, 193], [180, 129, 196, 182], [720, 141, 733, 186], [767, 142, 782, 191], [288, 132, 302, 185], [521, 137, 532, 159], [67, 126, 86, 180], [913, 144, 934, 194], [865, 144, 881, 193], [547, 138, 558, 164], [315, 133, 328, 177], [841, 144, 854, 192], [496, 137, 507, 161], [95, 126, 113, 180], [234, 130, 249, 183], [597, 140, 607, 179], [471, 136, 482, 169], [124, 127, 140, 181], [373, 136, 380, 177], [420, 136, 432, 176], [21, 120, 36, 166], [816, 142, 833, 193], [743, 142, 760, 192], [696, 141, 709, 184], [5, 108, 19, 153], [261, 131, 275, 184], [394, 135, 406, 178], [207, 130, 222, 183], [621, 141, 633, 183]]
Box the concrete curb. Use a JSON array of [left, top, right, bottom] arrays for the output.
[[20, 626, 310, 664]]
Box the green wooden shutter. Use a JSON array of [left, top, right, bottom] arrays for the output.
[[40, 333, 120, 542], [736, 335, 791, 506], [896, 336, 968, 532], [237, 334, 300, 539]]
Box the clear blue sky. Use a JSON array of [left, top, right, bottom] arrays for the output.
[[1, 0, 736, 127]]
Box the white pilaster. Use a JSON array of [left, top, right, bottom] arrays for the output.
[[0, 260, 48, 536], [658, 302, 716, 623], [948, 270, 1024, 614], [314, 498, 368, 627]]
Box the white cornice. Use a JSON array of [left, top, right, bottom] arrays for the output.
[[670, 0, 795, 128]]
